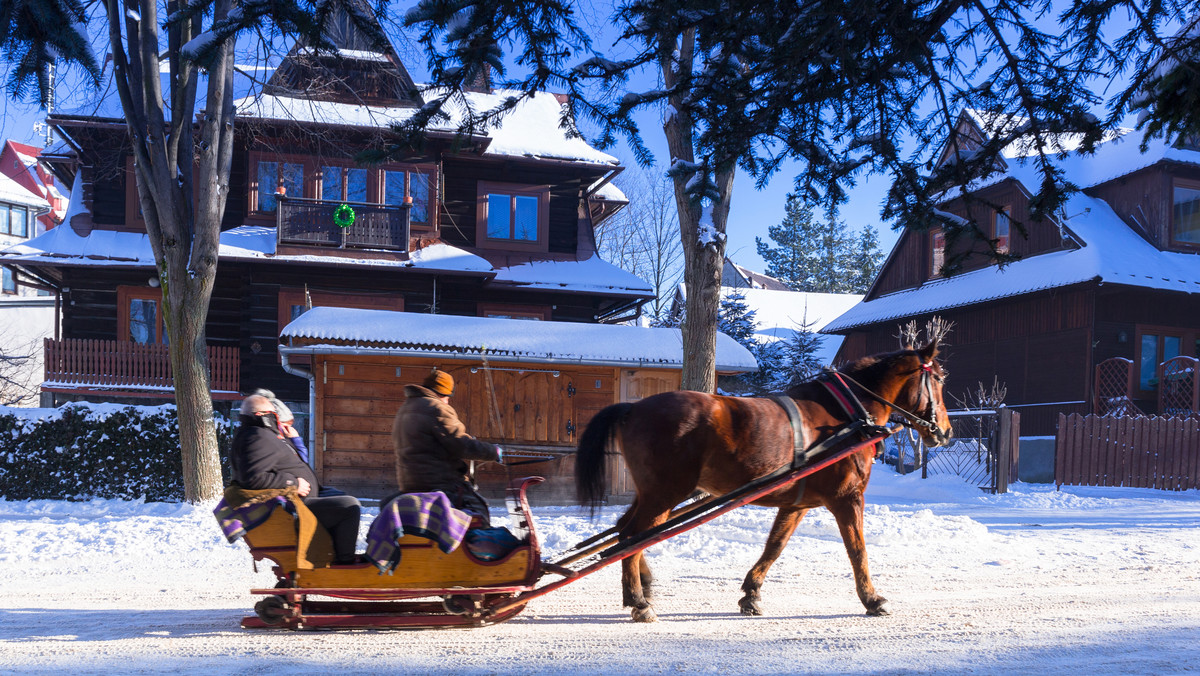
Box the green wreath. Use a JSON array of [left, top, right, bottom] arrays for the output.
[[333, 203, 356, 228]]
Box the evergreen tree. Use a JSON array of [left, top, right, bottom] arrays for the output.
[[717, 291, 757, 350], [849, 226, 884, 294], [812, 205, 856, 293], [755, 194, 818, 291], [778, 321, 826, 388]]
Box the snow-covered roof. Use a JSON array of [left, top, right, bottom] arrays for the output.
[[721, 287, 862, 365], [941, 113, 1200, 201], [0, 171, 49, 210], [234, 88, 619, 166], [824, 193, 1200, 332], [491, 256, 654, 297], [0, 223, 493, 275], [591, 181, 628, 202], [280, 306, 757, 371]]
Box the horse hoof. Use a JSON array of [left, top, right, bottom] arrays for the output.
[[738, 597, 762, 616], [631, 605, 658, 623], [865, 598, 891, 616]]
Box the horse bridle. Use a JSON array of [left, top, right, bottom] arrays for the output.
[[829, 362, 948, 444]]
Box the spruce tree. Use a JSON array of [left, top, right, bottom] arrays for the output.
[[813, 205, 855, 294], [779, 322, 826, 388], [755, 194, 818, 291], [849, 226, 884, 294], [717, 291, 758, 350]]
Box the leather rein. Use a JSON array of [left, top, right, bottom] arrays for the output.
[[827, 363, 945, 438]]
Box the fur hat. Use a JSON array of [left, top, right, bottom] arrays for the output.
[[423, 369, 455, 397]]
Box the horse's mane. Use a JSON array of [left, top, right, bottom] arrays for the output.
[[781, 348, 918, 398]]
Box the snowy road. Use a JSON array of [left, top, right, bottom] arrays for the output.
[[1, 471, 1197, 675]]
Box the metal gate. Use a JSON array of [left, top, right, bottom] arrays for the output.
[[884, 408, 1019, 493]]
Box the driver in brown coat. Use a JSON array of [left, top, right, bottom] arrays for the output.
[[391, 369, 503, 526]]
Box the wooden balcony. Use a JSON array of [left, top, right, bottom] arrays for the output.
[[277, 196, 411, 251], [42, 338, 241, 400]]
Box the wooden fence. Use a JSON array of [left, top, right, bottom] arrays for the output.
[[44, 338, 240, 393], [1055, 413, 1200, 490]]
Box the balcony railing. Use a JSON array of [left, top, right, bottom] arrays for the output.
[[43, 338, 240, 396], [277, 196, 411, 251]]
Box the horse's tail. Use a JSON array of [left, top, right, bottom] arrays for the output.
[[575, 402, 634, 512]]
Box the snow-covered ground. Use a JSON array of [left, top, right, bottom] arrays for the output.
[[1, 470, 1197, 675]]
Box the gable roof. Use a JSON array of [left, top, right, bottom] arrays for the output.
[[722, 258, 791, 290], [234, 88, 619, 166], [823, 192, 1200, 333], [279, 306, 757, 372]]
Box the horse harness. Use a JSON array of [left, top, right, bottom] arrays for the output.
[[769, 364, 941, 504]]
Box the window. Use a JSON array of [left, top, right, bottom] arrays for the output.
[[1136, 327, 1193, 393], [477, 182, 548, 250], [0, 204, 24, 237], [118, 286, 167, 344], [1172, 181, 1200, 246], [994, 208, 1011, 254], [930, 229, 945, 277], [278, 289, 404, 332], [1, 266, 15, 295], [255, 160, 304, 213], [383, 169, 433, 225], [321, 166, 368, 203], [479, 303, 549, 320]]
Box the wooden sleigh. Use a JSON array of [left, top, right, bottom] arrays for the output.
[[240, 477, 544, 629], [236, 427, 893, 630]]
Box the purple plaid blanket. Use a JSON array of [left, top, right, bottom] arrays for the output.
[[213, 495, 288, 543], [366, 492, 473, 574]]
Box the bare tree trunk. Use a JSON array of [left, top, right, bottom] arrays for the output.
[[662, 29, 735, 393], [105, 0, 235, 502]]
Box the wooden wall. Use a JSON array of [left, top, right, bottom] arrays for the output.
[[1087, 162, 1200, 251], [837, 286, 1095, 435], [871, 179, 1072, 297], [312, 353, 679, 502]]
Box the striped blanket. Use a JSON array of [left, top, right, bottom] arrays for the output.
[[212, 495, 288, 544], [366, 491, 473, 574]]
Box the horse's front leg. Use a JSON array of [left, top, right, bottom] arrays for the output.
[[827, 492, 889, 616], [739, 505, 807, 615]]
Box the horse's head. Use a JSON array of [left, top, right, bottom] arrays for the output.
[[898, 340, 952, 447]]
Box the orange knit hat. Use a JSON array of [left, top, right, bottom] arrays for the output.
[[423, 369, 455, 396]]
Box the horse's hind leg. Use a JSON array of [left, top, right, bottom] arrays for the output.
[[739, 506, 807, 616], [827, 492, 889, 616], [619, 503, 675, 623]]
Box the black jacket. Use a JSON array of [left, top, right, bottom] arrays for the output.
[[231, 423, 318, 491]]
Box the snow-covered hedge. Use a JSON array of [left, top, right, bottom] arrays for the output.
[[0, 403, 232, 502]]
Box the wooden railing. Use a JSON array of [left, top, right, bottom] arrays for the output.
[[277, 196, 410, 251], [43, 338, 240, 393]]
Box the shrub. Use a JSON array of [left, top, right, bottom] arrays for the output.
[[0, 403, 233, 502]]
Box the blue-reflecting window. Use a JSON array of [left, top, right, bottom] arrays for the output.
[[487, 194, 510, 239], [257, 161, 303, 212], [1, 267, 14, 294], [129, 298, 158, 344], [485, 191, 541, 242]]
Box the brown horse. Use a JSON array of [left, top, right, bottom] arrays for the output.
[[575, 340, 952, 622]]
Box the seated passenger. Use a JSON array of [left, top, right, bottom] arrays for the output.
[[252, 388, 346, 497], [390, 369, 503, 527], [231, 393, 362, 564]]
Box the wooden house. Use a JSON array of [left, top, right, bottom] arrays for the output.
[[0, 6, 718, 480], [824, 110, 1200, 437]]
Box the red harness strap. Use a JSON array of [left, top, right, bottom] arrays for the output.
[[821, 371, 873, 423]]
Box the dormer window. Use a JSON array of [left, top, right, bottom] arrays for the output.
[[477, 181, 548, 251], [1172, 180, 1200, 247], [994, 208, 1011, 254], [930, 228, 945, 278]]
